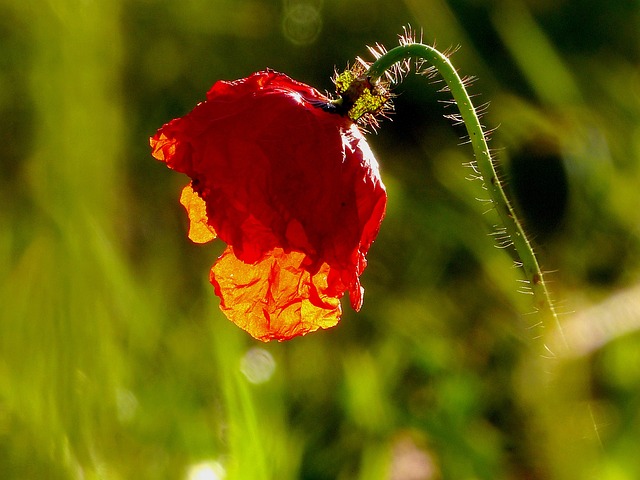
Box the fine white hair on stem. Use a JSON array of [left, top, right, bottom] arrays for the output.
[[363, 31, 568, 355]]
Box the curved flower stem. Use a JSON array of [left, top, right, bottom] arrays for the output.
[[368, 43, 567, 350]]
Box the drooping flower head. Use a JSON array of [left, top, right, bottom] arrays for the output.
[[151, 69, 388, 341]]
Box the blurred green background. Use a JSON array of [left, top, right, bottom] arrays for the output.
[[2, 0, 640, 478]]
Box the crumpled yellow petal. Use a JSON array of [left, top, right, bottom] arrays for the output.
[[210, 246, 342, 341], [180, 183, 217, 244]]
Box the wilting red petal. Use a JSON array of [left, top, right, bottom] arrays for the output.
[[151, 70, 387, 340], [179, 183, 217, 244], [211, 246, 343, 341], [150, 130, 179, 168]]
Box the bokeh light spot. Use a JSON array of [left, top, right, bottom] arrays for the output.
[[186, 461, 226, 480], [282, 1, 322, 45], [240, 347, 276, 384]]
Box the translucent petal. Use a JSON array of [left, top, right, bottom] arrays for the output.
[[210, 247, 342, 341], [179, 183, 217, 244]]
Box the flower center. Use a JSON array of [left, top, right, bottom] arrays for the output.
[[315, 66, 391, 126]]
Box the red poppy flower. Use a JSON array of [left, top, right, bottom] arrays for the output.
[[151, 70, 386, 341]]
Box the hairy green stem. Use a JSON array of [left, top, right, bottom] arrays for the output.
[[368, 43, 566, 350]]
